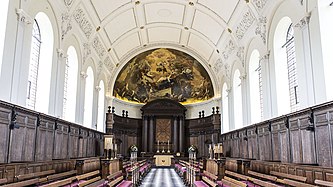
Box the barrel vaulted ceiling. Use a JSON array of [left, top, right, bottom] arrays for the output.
[[61, 0, 270, 95]]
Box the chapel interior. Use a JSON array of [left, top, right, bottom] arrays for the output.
[[0, 0, 333, 187]]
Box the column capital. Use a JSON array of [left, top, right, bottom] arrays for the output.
[[294, 14, 311, 30], [95, 86, 101, 91], [239, 74, 247, 80], [57, 48, 68, 59], [80, 71, 88, 79], [16, 9, 33, 25], [260, 51, 270, 62]]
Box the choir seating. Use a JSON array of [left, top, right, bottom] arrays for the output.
[[314, 179, 333, 187]]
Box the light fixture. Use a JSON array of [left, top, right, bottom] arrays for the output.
[[330, 1, 333, 6]]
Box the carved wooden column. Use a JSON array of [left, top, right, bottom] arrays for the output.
[[100, 159, 111, 179], [179, 116, 184, 153], [142, 116, 148, 152], [149, 116, 154, 153], [173, 116, 179, 152]]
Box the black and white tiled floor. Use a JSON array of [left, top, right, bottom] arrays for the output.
[[139, 168, 185, 187]]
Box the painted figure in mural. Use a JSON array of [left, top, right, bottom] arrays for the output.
[[113, 48, 214, 104]]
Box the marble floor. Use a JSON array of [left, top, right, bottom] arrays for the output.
[[139, 168, 185, 187]]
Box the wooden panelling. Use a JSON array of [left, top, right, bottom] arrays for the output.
[[35, 114, 55, 161], [9, 107, 37, 162], [222, 101, 333, 167], [257, 122, 272, 161], [53, 121, 69, 159], [69, 126, 80, 158], [0, 100, 104, 164]]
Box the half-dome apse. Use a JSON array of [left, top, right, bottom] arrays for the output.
[[113, 48, 214, 104]]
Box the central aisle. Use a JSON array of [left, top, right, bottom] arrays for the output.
[[139, 168, 185, 187]]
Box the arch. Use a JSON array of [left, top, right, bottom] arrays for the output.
[[63, 46, 78, 122], [97, 80, 105, 132], [26, 12, 54, 114], [83, 66, 94, 128], [273, 16, 300, 115], [109, 44, 220, 99], [0, 0, 9, 76], [249, 49, 262, 123], [233, 69, 243, 129], [222, 83, 229, 133]]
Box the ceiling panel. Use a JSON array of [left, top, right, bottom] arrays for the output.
[[188, 33, 214, 61], [145, 2, 185, 25], [104, 9, 137, 43], [90, 0, 131, 21], [197, 0, 239, 23], [192, 10, 224, 45], [114, 32, 141, 60], [147, 27, 181, 43]]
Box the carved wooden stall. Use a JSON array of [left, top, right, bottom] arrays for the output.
[[221, 100, 333, 167], [0, 100, 104, 164], [187, 114, 221, 158]]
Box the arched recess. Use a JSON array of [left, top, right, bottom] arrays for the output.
[[248, 50, 262, 123], [233, 69, 243, 129], [83, 66, 94, 128], [267, 0, 304, 116], [0, 0, 9, 76], [222, 82, 229, 133], [109, 45, 220, 98], [273, 16, 299, 115], [63, 46, 78, 122], [97, 80, 105, 132], [26, 12, 54, 114]]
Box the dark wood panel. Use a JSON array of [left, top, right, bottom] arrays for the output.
[[0, 103, 11, 163], [10, 108, 37, 162]]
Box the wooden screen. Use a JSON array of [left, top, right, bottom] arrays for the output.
[[156, 119, 171, 142]]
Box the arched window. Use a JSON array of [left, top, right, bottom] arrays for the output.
[[0, 0, 9, 76], [222, 83, 229, 133], [26, 12, 54, 113], [97, 80, 105, 132], [249, 50, 262, 123], [233, 69, 243, 129], [285, 24, 299, 112], [63, 46, 78, 122], [274, 17, 299, 115], [83, 67, 94, 128]]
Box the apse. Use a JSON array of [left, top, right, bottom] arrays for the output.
[[113, 48, 214, 104]]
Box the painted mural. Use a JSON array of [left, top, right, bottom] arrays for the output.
[[113, 48, 214, 104]]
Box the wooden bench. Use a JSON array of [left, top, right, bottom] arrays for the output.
[[225, 170, 249, 181], [283, 178, 317, 187], [47, 170, 77, 181], [203, 170, 218, 181], [202, 176, 217, 187], [2, 178, 41, 187], [16, 170, 55, 182], [248, 170, 278, 182], [194, 180, 209, 187], [314, 179, 333, 187], [0, 178, 8, 185], [85, 179, 106, 187], [41, 176, 76, 187], [220, 178, 243, 187], [78, 176, 102, 187], [108, 175, 124, 187], [222, 176, 247, 187], [270, 171, 307, 183]]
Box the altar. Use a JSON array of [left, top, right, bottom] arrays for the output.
[[154, 155, 174, 167]]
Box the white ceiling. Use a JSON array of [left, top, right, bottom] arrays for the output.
[[69, 0, 267, 92]]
